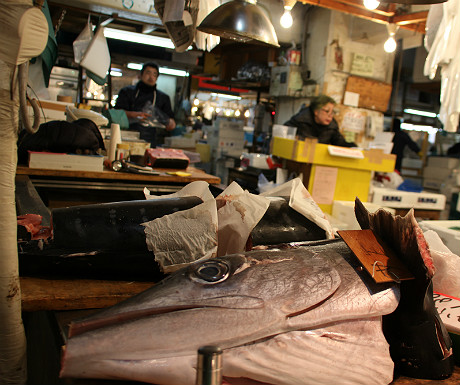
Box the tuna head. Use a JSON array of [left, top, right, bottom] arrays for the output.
[[61, 248, 341, 380]]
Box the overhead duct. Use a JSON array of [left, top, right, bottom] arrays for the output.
[[197, 0, 279, 47]]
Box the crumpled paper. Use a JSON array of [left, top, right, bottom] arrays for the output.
[[216, 182, 270, 257], [143, 199, 218, 273], [142, 178, 333, 272], [144, 180, 214, 202], [142, 181, 270, 271], [261, 178, 335, 239], [154, 0, 220, 52]]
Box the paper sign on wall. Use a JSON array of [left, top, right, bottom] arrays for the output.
[[350, 53, 375, 77], [343, 91, 359, 107], [341, 111, 366, 133], [311, 166, 338, 205]]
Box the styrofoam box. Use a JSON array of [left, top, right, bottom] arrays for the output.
[[371, 187, 446, 210], [401, 157, 423, 169], [331, 200, 396, 230], [423, 166, 455, 182], [427, 156, 460, 169], [423, 178, 443, 191], [419, 220, 460, 255]]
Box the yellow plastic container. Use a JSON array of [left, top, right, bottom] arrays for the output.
[[271, 137, 396, 213]]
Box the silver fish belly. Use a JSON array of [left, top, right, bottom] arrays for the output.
[[60, 244, 399, 385]]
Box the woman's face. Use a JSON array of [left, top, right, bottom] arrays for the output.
[[313, 102, 335, 126]]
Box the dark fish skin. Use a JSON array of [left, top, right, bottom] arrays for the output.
[[355, 198, 454, 380], [250, 197, 326, 245], [52, 197, 204, 252], [19, 196, 329, 280]]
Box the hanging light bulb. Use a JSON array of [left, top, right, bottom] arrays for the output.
[[280, 8, 293, 28], [384, 36, 397, 52], [384, 24, 398, 53], [363, 0, 380, 10]]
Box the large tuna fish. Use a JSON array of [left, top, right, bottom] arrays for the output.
[[60, 239, 399, 385], [59, 201, 454, 384]]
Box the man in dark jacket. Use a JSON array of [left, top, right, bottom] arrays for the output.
[[391, 118, 421, 172], [114, 62, 176, 147], [284, 94, 356, 147]]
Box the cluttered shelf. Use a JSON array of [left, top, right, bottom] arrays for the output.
[[16, 165, 220, 185], [16, 165, 222, 207], [206, 78, 270, 91]]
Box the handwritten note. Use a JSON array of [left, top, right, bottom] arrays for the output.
[[342, 111, 366, 133], [351, 53, 375, 77], [433, 292, 460, 333], [311, 166, 338, 205]]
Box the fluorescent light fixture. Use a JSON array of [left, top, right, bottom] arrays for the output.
[[127, 63, 188, 77], [211, 92, 241, 100], [404, 108, 438, 118], [110, 68, 123, 77], [104, 27, 176, 49], [401, 122, 439, 143], [159, 68, 189, 77], [127, 63, 143, 71]]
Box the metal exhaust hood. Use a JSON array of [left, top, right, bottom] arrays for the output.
[[197, 0, 279, 47]]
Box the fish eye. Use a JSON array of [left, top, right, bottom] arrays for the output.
[[192, 260, 230, 284]]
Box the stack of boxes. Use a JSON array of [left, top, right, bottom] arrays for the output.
[[205, 119, 245, 183], [423, 156, 460, 192], [423, 157, 460, 212]]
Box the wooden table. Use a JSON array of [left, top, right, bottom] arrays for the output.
[[20, 276, 155, 312], [16, 165, 221, 208]]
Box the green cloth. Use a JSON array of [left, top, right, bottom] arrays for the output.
[[38, 0, 58, 87], [86, 69, 108, 86], [102, 108, 129, 130]]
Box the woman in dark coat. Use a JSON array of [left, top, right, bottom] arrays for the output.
[[284, 94, 356, 147]]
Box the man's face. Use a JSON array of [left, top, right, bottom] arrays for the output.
[[140, 66, 159, 87], [314, 102, 335, 126]]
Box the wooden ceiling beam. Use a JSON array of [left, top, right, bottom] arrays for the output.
[[392, 10, 428, 25], [298, 0, 427, 32], [331, 0, 395, 17], [300, 0, 389, 23]]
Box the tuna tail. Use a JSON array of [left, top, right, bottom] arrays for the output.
[[354, 198, 454, 380]]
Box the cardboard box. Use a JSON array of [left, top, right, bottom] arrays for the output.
[[271, 137, 396, 173], [427, 156, 460, 169], [271, 138, 396, 213], [371, 187, 446, 210]]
